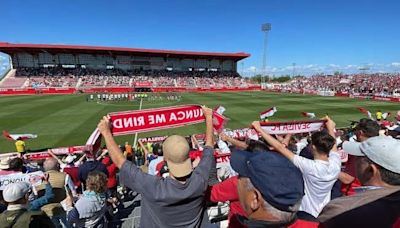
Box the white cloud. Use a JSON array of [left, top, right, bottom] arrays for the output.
[[242, 61, 400, 77], [391, 62, 400, 67], [248, 66, 257, 72], [328, 64, 340, 68]]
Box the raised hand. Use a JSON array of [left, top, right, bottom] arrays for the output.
[[98, 116, 112, 135]]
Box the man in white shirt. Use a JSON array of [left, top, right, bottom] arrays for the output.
[[148, 145, 164, 176], [252, 117, 341, 218]]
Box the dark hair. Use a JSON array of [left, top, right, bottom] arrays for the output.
[[9, 158, 24, 171], [311, 131, 335, 155], [379, 166, 400, 186], [246, 139, 269, 153], [153, 143, 163, 156], [356, 118, 380, 137]]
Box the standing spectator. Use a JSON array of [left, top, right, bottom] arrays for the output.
[[340, 118, 380, 195], [152, 143, 164, 171], [139, 140, 164, 175], [15, 138, 26, 154], [376, 110, 383, 121], [101, 155, 118, 195], [124, 142, 133, 161], [47, 150, 84, 193], [37, 158, 73, 228], [0, 182, 55, 227], [61, 155, 81, 193], [230, 149, 307, 227], [252, 117, 341, 218], [78, 151, 109, 187], [134, 147, 145, 166], [8, 157, 24, 173], [97, 106, 214, 227], [66, 171, 108, 228], [208, 176, 247, 228], [319, 136, 400, 227]]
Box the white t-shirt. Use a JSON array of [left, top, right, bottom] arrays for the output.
[[295, 138, 309, 155], [293, 152, 341, 217], [148, 156, 164, 176]]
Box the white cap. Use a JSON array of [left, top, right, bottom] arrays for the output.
[[0, 157, 10, 170], [344, 136, 400, 174], [63, 155, 76, 164], [3, 182, 30, 202]]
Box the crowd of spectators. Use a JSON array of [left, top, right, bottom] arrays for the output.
[[283, 73, 400, 96], [14, 67, 253, 89], [0, 106, 399, 227]]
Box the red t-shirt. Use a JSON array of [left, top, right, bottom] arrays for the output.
[[209, 176, 247, 228], [102, 157, 118, 189], [341, 155, 362, 196], [189, 150, 203, 160]]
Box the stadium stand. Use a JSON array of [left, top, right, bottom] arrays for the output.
[[1, 113, 399, 227], [7, 67, 251, 89], [282, 73, 400, 96]]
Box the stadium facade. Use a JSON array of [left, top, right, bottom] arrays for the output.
[[0, 42, 249, 72]]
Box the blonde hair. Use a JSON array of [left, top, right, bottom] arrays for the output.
[[86, 171, 108, 193]]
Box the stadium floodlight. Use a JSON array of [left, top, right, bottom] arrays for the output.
[[261, 23, 272, 88]]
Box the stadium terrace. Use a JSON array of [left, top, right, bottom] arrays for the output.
[[0, 42, 259, 92]]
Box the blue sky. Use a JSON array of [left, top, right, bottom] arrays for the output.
[[1, 0, 400, 76]]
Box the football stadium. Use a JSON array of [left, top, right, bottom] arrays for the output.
[[0, 1, 399, 227]]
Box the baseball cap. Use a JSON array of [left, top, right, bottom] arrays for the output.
[[3, 182, 30, 202], [0, 157, 10, 170], [63, 155, 76, 164], [230, 150, 304, 212], [344, 136, 400, 174], [162, 135, 192, 178]]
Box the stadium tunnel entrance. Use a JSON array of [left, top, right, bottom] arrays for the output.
[[134, 88, 152, 92]]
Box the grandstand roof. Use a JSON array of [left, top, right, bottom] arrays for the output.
[[0, 42, 250, 60]]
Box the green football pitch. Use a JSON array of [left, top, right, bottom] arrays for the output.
[[1, 92, 399, 153]]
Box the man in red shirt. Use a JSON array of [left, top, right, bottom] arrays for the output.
[[101, 156, 118, 192], [208, 176, 246, 228]]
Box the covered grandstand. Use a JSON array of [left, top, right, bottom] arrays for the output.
[[0, 42, 259, 94]]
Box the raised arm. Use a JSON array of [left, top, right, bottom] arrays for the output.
[[30, 174, 55, 210], [96, 149, 108, 161], [191, 134, 203, 150], [323, 116, 338, 152], [98, 117, 126, 169], [338, 171, 355, 185], [219, 132, 248, 150], [252, 121, 295, 161], [202, 106, 214, 147], [138, 140, 150, 166], [47, 149, 65, 166], [75, 154, 86, 166]]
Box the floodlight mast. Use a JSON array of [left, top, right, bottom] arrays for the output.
[[261, 23, 271, 89]]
